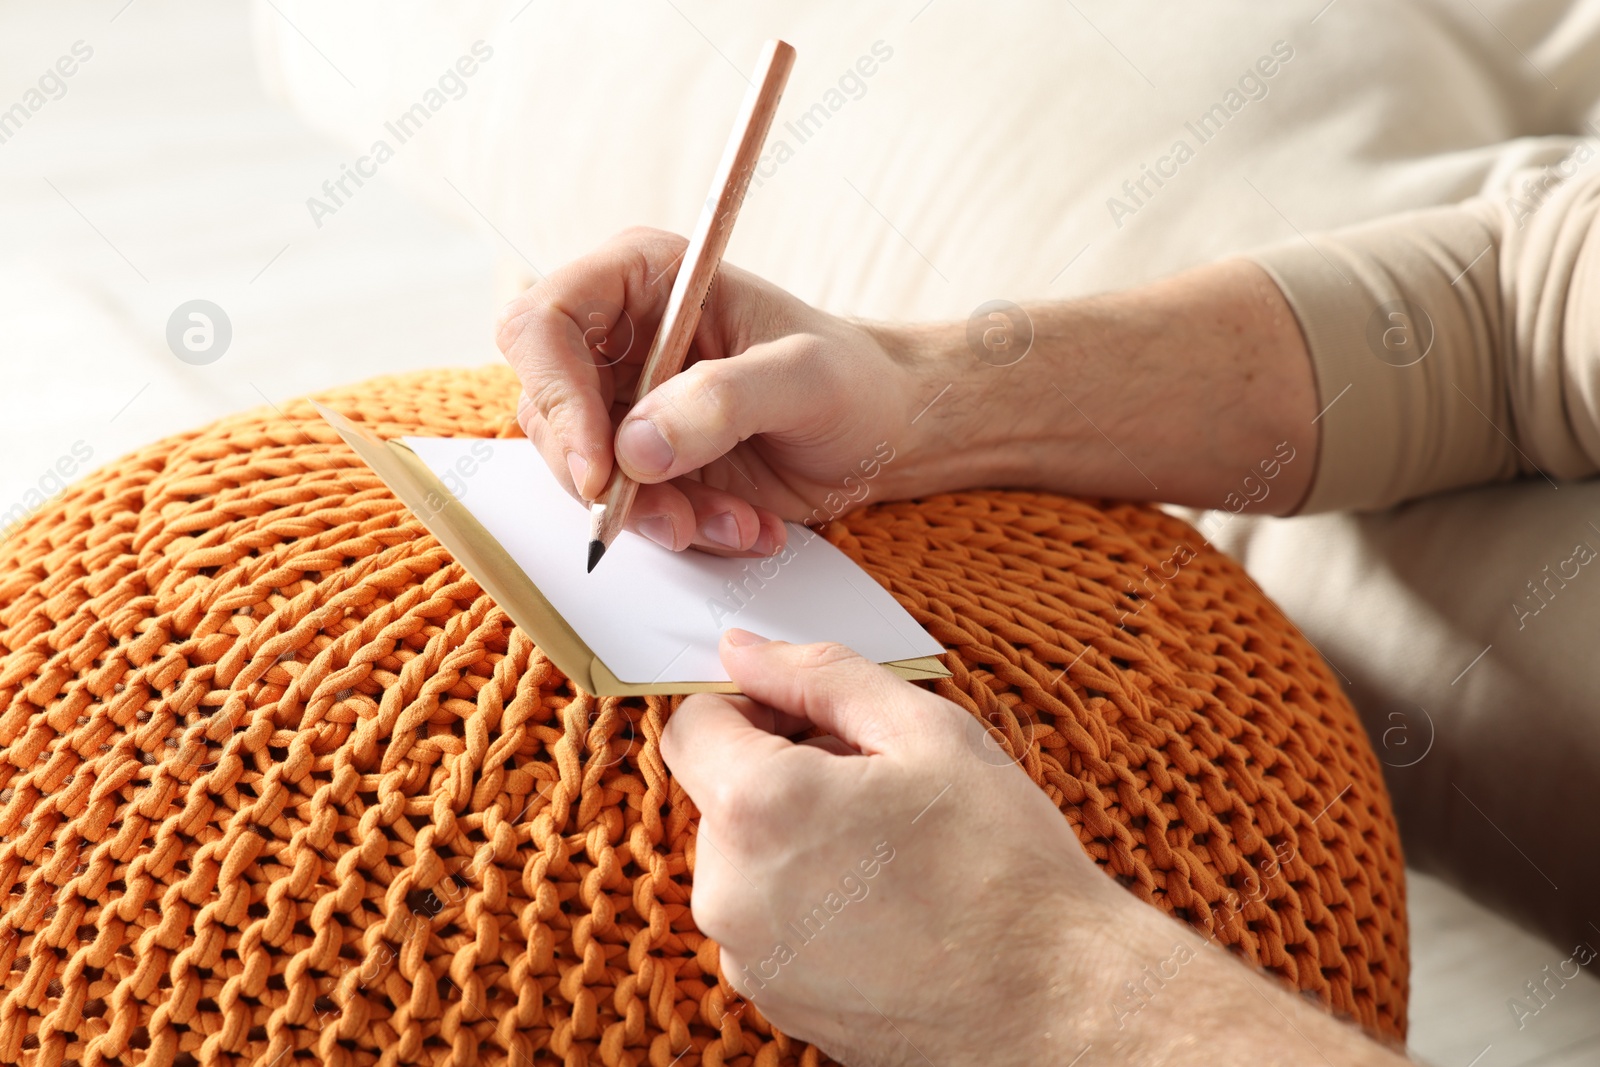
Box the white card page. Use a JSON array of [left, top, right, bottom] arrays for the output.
[[403, 437, 943, 684]]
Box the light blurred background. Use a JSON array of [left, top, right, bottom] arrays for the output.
[[0, 3, 1597, 1064], [0, 0, 499, 538]]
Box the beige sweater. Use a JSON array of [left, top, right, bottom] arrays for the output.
[[1250, 151, 1600, 513]]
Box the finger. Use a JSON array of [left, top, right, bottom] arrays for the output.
[[674, 478, 786, 555], [524, 406, 741, 548], [684, 826, 752, 948], [505, 340, 614, 501], [519, 397, 586, 500], [497, 228, 692, 499], [718, 693, 814, 738], [698, 506, 789, 559], [717, 631, 942, 754], [623, 481, 699, 551], [612, 479, 790, 557], [661, 692, 805, 816], [613, 336, 834, 484]]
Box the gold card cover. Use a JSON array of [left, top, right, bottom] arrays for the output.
[[315, 402, 950, 696]]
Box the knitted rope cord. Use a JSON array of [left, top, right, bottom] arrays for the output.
[[0, 366, 1406, 1066]]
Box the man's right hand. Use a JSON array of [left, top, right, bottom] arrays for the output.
[[496, 227, 935, 557], [498, 228, 1323, 553]]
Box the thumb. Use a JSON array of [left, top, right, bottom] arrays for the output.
[[717, 630, 940, 755], [613, 338, 815, 483], [659, 693, 795, 817]]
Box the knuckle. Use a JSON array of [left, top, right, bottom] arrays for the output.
[[495, 288, 545, 355], [658, 697, 701, 766], [525, 374, 573, 425], [686, 869, 736, 924], [687, 364, 741, 435], [616, 228, 688, 289], [612, 227, 683, 274], [705, 764, 768, 828], [495, 305, 529, 357], [792, 641, 859, 677], [611, 224, 669, 245], [924, 697, 980, 752], [523, 414, 551, 453], [689, 884, 758, 950]]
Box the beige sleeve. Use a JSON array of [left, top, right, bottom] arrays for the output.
[[1245, 152, 1600, 513]]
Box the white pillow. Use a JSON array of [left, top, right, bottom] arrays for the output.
[[253, 0, 1600, 312]]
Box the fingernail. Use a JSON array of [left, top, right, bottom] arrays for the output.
[[638, 515, 675, 549], [724, 628, 769, 647], [703, 512, 741, 549], [618, 418, 674, 475], [752, 525, 777, 557], [565, 451, 590, 497]]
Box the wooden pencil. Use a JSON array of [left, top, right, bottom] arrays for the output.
[[587, 38, 797, 571]]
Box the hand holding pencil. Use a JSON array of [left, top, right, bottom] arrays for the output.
[[496, 40, 937, 567], [585, 39, 796, 570]]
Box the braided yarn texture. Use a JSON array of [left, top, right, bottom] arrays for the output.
[[0, 365, 1406, 1066]]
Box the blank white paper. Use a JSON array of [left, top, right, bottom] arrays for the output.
[[402, 437, 943, 684]]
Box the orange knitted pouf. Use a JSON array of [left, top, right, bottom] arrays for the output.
[[0, 366, 1406, 1066]]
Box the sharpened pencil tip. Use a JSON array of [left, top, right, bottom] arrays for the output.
[[587, 540, 605, 573]]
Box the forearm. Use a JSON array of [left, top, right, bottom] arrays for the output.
[[1036, 900, 1409, 1067], [873, 259, 1319, 514], [879, 159, 1600, 517]]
